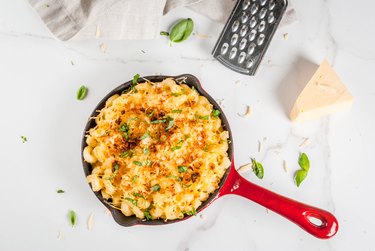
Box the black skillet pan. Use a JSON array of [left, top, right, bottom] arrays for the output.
[[81, 74, 338, 239]]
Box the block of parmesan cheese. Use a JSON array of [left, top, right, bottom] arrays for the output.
[[290, 59, 353, 123]]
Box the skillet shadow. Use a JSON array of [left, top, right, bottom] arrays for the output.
[[276, 56, 318, 118]]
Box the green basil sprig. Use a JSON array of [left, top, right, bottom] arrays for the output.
[[76, 85, 88, 100], [295, 152, 310, 187], [251, 158, 264, 179], [168, 18, 194, 44]]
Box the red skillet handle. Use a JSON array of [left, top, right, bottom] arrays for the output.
[[219, 166, 338, 239]]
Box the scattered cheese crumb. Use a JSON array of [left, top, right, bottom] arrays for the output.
[[216, 98, 225, 108], [283, 160, 289, 172], [100, 43, 107, 53], [235, 80, 241, 85], [299, 138, 311, 148], [104, 209, 111, 215], [258, 140, 262, 153], [238, 105, 253, 118], [283, 33, 289, 40], [57, 231, 63, 240], [194, 32, 211, 39], [200, 214, 204, 219], [266, 209, 269, 214], [87, 213, 94, 231], [237, 163, 252, 173], [95, 25, 101, 38]]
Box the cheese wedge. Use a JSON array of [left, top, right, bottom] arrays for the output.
[[290, 59, 353, 123]]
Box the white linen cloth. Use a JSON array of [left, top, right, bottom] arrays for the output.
[[28, 0, 297, 41]]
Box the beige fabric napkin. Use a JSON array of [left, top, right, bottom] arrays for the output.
[[28, 0, 296, 41]]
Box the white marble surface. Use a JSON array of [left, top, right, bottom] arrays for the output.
[[1, 0, 374, 250]]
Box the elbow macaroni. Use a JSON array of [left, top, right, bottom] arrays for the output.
[[84, 78, 230, 221]]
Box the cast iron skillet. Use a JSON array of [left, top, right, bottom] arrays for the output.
[[81, 74, 339, 239]]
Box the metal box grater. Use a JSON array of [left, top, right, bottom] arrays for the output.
[[212, 0, 288, 76]]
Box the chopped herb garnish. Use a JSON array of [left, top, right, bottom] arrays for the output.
[[204, 145, 209, 152], [185, 208, 197, 216], [171, 92, 181, 97], [132, 175, 138, 183], [165, 118, 174, 131], [147, 109, 155, 117], [76, 85, 88, 100], [127, 117, 139, 122], [144, 211, 152, 221], [125, 197, 138, 206], [151, 184, 160, 192], [118, 123, 129, 132], [160, 31, 169, 36], [56, 189, 65, 193], [199, 115, 209, 120], [105, 129, 111, 134], [133, 74, 140, 84], [212, 109, 220, 118], [119, 150, 134, 158], [143, 148, 149, 155], [133, 161, 143, 166], [167, 175, 182, 182], [150, 119, 167, 124], [178, 166, 188, 173], [21, 136, 27, 143], [68, 210, 77, 227], [104, 163, 119, 180], [191, 86, 197, 92], [171, 145, 182, 151], [171, 109, 182, 113], [133, 192, 145, 199], [182, 183, 192, 188], [251, 158, 264, 179], [140, 131, 150, 140], [146, 159, 152, 166]]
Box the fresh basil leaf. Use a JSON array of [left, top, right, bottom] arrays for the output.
[[165, 119, 174, 131], [21, 136, 27, 143], [169, 18, 194, 43], [133, 74, 140, 84], [178, 166, 188, 173], [140, 131, 150, 140], [295, 170, 308, 187], [167, 175, 181, 182], [160, 31, 169, 36], [132, 192, 145, 199], [118, 123, 129, 132], [251, 158, 264, 179], [68, 210, 77, 227], [151, 184, 160, 192], [150, 119, 167, 124], [212, 109, 220, 118], [76, 85, 88, 100], [125, 197, 137, 206], [298, 152, 310, 171], [56, 189, 65, 193], [133, 161, 143, 166], [143, 148, 149, 155], [144, 211, 152, 221]]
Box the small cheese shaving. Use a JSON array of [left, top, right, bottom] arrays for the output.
[[283, 33, 289, 40], [194, 32, 211, 39], [299, 138, 311, 148], [283, 160, 289, 172], [237, 163, 252, 173], [100, 43, 107, 53], [200, 214, 204, 219], [258, 140, 262, 153], [57, 231, 63, 240], [87, 213, 94, 231], [95, 25, 101, 38], [235, 80, 241, 85], [266, 209, 269, 214], [238, 105, 253, 118], [216, 98, 225, 108]]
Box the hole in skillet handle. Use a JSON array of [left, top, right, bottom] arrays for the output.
[[81, 74, 234, 227]]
